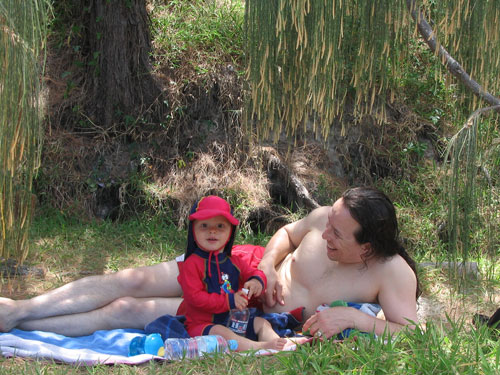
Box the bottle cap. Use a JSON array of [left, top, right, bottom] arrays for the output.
[[228, 339, 238, 351], [242, 288, 249, 295], [144, 333, 164, 355]]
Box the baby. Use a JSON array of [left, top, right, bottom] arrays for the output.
[[178, 195, 299, 351]]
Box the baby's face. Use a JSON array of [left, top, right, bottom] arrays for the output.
[[193, 216, 232, 252]]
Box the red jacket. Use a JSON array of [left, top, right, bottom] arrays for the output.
[[178, 248, 266, 335]]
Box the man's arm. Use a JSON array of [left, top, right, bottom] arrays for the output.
[[258, 206, 330, 307], [373, 255, 418, 334]]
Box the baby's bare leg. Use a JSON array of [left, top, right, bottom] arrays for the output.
[[253, 317, 308, 349], [209, 324, 287, 352]]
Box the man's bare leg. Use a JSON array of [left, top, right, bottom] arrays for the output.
[[15, 296, 183, 336], [0, 260, 182, 332]]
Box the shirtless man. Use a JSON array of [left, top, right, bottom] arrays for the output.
[[0, 187, 419, 338]]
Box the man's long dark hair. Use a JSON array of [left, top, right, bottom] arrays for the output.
[[342, 187, 421, 298]]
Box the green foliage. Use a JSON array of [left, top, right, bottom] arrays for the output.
[[424, 0, 500, 111], [245, 0, 414, 140], [151, 0, 245, 69], [0, 0, 50, 262], [393, 37, 459, 125]]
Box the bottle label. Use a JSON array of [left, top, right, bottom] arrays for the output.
[[228, 319, 248, 335]]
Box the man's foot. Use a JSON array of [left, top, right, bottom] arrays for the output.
[[0, 297, 19, 332]]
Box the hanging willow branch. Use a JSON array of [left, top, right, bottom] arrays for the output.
[[443, 104, 500, 278], [406, 0, 500, 112], [245, 0, 411, 140], [245, 0, 500, 140], [0, 1, 49, 263]]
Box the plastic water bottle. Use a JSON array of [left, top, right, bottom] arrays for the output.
[[163, 335, 238, 360], [128, 333, 165, 356], [227, 308, 250, 335], [227, 288, 250, 335]]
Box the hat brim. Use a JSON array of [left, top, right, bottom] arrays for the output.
[[189, 210, 239, 225]]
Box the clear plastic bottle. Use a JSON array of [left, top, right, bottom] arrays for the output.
[[227, 288, 250, 336], [227, 307, 250, 335], [163, 335, 238, 360]]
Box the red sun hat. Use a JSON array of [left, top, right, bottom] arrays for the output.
[[189, 196, 239, 225]]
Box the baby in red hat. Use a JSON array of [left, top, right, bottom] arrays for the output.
[[178, 195, 298, 351]]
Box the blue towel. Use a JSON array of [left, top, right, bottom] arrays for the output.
[[5, 328, 144, 356], [0, 328, 157, 364], [144, 315, 189, 340]]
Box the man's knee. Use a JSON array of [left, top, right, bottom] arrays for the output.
[[104, 296, 143, 319], [114, 267, 151, 293], [113, 261, 178, 296]]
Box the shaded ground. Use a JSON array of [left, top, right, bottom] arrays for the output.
[[39, 6, 443, 227]]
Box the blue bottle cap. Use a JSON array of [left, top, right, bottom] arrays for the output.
[[144, 333, 164, 355], [228, 339, 238, 351]]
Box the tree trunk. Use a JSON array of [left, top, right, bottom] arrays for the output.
[[85, 0, 162, 131]]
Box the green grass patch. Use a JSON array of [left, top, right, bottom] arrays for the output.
[[1, 320, 498, 373], [150, 0, 246, 69]]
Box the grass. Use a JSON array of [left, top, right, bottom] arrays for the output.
[[150, 0, 246, 70], [1, 313, 499, 373]]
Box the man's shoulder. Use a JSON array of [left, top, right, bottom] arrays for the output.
[[311, 206, 331, 214], [374, 254, 415, 280], [302, 206, 330, 226]]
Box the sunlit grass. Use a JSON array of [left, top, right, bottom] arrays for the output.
[[1, 320, 498, 374], [150, 0, 245, 70]]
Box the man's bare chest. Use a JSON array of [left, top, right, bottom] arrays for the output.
[[285, 232, 379, 303]]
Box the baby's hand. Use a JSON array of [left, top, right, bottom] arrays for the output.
[[234, 290, 249, 310], [243, 279, 263, 299]]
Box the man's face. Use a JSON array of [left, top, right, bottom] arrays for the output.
[[321, 198, 369, 263], [193, 216, 232, 252]]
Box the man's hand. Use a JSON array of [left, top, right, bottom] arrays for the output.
[[260, 266, 284, 307], [257, 224, 302, 308], [243, 279, 262, 299], [234, 290, 249, 310], [302, 306, 355, 339]]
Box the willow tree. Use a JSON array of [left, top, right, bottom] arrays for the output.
[[245, 0, 500, 278], [245, 0, 500, 140], [0, 1, 48, 262]]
